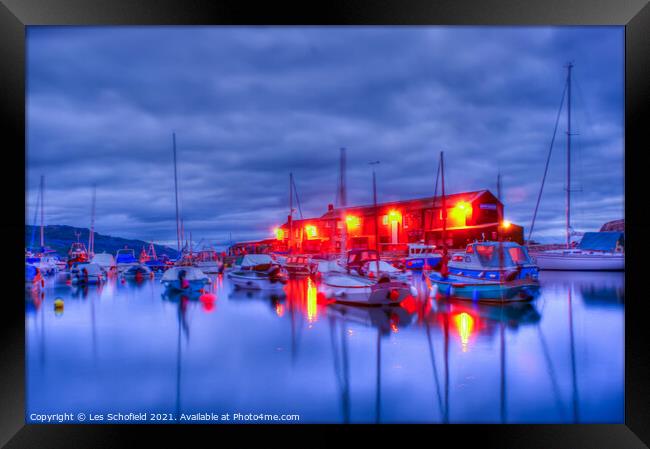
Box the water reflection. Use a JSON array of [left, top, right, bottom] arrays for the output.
[[25, 270, 624, 423]]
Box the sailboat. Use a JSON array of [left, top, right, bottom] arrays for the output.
[[320, 151, 415, 306], [529, 63, 624, 271], [25, 175, 59, 275]]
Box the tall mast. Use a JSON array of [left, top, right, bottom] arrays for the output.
[[440, 152, 448, 277], [339, 148, 347, 259], [371, 162, 381, 276], [39, 175, 44, 249], [88, 184, 96, 256], [565, 63, 573, 249], [289, 172, 294, 253], [173, 133, 181, 253]]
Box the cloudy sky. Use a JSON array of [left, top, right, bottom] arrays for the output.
[[26, 26, 624, 246]]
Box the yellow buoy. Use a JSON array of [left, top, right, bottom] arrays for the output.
[[54, 298, 64, 310]]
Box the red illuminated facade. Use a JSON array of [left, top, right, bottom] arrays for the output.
[[273, 190, 523, 254]]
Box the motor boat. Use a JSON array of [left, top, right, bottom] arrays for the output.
[[120, 263, 153, 280], [194, 248, 223, 274], [115, 248, 139, 273], [360, 259, 412, 283], [283, 255, 316, 278], [532, 232, 624, 271], [319, 249, 416, 306], [161, 266, 210, 292], [427, 241, 540, 303], [92, 252, 117, 273], [227, 254, 288, 290], [405, 243, 442, 270], [70, 262, 106, 285]]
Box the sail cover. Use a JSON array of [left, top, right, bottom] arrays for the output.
[[578, 232, 623, 251]]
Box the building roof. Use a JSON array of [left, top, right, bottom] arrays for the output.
[[319, 190, 492, 220]]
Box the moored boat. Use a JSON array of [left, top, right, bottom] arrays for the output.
[[92, 252, 117, 273], [161, 266, 210, 292], [428, 241, 540, 303], [120, 263, 153, 280], [227, 254, 287, 290], [283, 255, 315, 278], [405, 243, 442, 270], [115, 248, 139, 273], [532, 232, 624, 271], [70, 262, 106, 285]]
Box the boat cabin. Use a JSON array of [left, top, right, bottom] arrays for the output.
[[448, 242, 538, 281], [407, 243, 437, 258], [346, 249, 379, 271], [115, 248, 137, 263]]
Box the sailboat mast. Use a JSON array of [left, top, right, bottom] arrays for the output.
[[89, 184, 96, 256], [339, 148, 347, 258], [173, 133, 181, 253], [39, 175, 44, 248], [370, 161, 381, 275], [566, 63, 573, 249], [440, 152, 448, 277], [289, 172, 293, 253]]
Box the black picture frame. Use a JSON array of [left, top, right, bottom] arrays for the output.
[[1, 1, 648, 447]]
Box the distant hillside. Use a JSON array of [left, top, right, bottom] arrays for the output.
[[25, 225, 178, 258]]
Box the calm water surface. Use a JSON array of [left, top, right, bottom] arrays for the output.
[[25, 270, 624, 423]]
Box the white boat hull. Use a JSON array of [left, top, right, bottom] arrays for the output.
[[228, 273, 286, 290], [320, 274, 416, 305], [533, 252, 624, 271]]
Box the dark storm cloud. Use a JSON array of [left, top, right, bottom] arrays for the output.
[[26, 26, 624, 245]]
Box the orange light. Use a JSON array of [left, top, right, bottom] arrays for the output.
[[305, 225, 318, 239], [274, 227, 284, 240], [502, 220, 512, 229], [453, 312, 474, 352], [345, 215, 360, 229], [388, 209, 401, 222]]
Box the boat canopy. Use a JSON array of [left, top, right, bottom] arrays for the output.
[[161, 266, 208, 281], [239, 254, 274, 267], [116, 249, 137, 263], [73, 262, 104, 276], [464, 242, 533, 268], [578, 232, 623, 252]]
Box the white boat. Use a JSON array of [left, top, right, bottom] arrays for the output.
[[70, 262, 106, 285], [227, 254, 287, 290], [92, 252, 117, 273], [360, 259, 413, 282], [320, 272, 416, 306], [533, 232, 624, 271], [120, 263, 153, 280], [161, 266, 210, 292], [528, 64, 624, 272], [194, 248, 223, 274]]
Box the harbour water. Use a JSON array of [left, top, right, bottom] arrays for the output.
[[25, 270, 624, 423]]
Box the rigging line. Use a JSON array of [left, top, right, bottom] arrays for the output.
[[528, 80, 568, 243], [292, 176, 304, 219], [29, 185, 41, 250]]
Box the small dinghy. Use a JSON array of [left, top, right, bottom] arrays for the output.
[[70, 262, 106, 285], [228, 254, 287, 290], [428, 242, 540, 303], [120, 264, 153, 280], [161, 266, 210, 292]]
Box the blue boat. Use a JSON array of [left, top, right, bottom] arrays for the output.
[[405, 243, 442, 270], [427, 242, 540, 303]]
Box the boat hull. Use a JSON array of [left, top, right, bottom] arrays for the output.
[[320, 275, 416, 306], [429, 273, 539, 303], [533, 252, 624, 271], [162, 279, 209, 292], [228, 272, 287, 290], [405, 256, 442, 270]]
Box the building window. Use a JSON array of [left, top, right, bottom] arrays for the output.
[[382, 215, 388, 225]]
